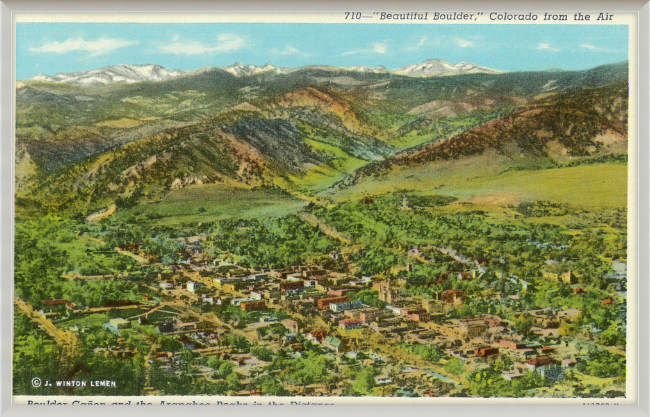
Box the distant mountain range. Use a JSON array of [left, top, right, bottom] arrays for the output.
[[27, 64, 184, 86], [15, 59, 628, 217], [24, 59, 501, 86]]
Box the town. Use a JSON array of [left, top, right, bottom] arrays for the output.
[[14, 195, 627, 398]]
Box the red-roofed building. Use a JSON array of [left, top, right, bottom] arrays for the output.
[[241, 300, 266, 311], [306, 330, 328, 344], [474, 346, 499, 357], [525, 356, 557, 371], [339, 319, 363, 330], [572, 288, 586, 295], [603, 298, 613, 306]]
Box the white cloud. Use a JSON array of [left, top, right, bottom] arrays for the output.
[[342, 41, 387, 56], [215, 33, 245, 51], [372, 43, 387, 54], [457, 38, 474, 48], [159, 33, 246, 55], [405, 36, 441, 51], [579, 43, 623, 53], [172, 35, 180, 42], [273, 45, 311, 58], [537, 43, 561, 52], [28, 36, 137, 57]]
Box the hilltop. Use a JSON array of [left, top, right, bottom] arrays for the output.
[[329, 79, 628, 208]]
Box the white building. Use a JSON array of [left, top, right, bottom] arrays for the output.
[[187, 281, 205, 293]]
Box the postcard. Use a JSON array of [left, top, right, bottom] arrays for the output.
[[11, 10, 638, 406]]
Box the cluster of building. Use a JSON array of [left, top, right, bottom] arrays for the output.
[[141, 248, 627, 393]]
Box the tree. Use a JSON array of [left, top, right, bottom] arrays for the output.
[[445, 357, 464, 375], [514, 315, 535, 339], [353, 368, 376, 395], [226, 372, 241, 391]]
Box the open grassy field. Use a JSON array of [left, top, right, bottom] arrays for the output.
[[118, 183, 308, 226], [330, 162, 627, 210], [290, 139, 367, 193]]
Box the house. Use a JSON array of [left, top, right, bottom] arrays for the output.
[[322, 336, 344, 353], [178, 336, 196, 350], [187, 281, 204, 293], [502, 370, 525, 381], [174, 320, 197, 332], [281, 281, 305, 294], [286, 273, 303, 281], [283, 319, 299, 334], [498, 340, 527, 350], [572, 288, 586, 295], [543, 270, 573, 284], [375, 375, 393, 385], [159, 282, 174, 290], [441, 289, 467, 304], [202, 295, 214, 304], [316, 296, 348, 310], [402, 309, 430, 323], [369, 352, 388, 362], [524, 356, 557, 371], [306, 330, 328, 344], [562, 359, 578, 367], [358, 309, 390, 324], [328, 287, 352, 297], [339, 319, 363, 330], [538, 364, 564, 381], [330, 300, 364, 312], [157, 320, 174, 333], [437, 320, 487, 340], [386, 305, 405, 315], [241, 300, 266, 311], [603, 298, 614, 306], [474, 346, 499, 357], [109, 318, 130, 329], [422, 299, 454, 315]]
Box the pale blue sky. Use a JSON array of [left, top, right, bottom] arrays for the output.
[[16, 22, 629, 79]]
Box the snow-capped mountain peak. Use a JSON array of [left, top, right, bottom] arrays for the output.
[[26, 64, 184, 86], [222, 62, 289, 77], [392, 59, 500, 76]]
